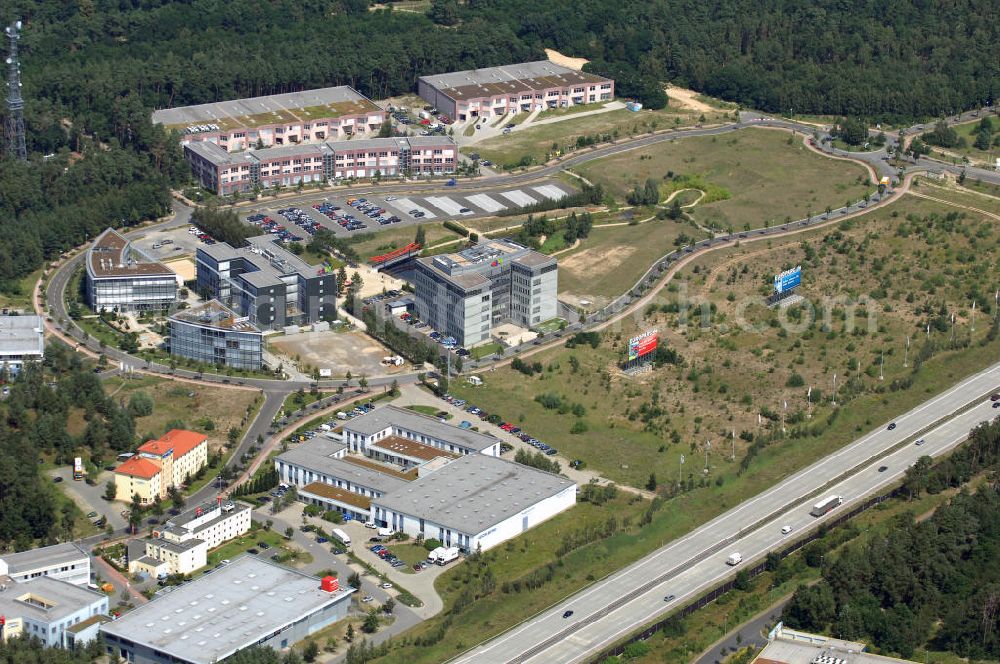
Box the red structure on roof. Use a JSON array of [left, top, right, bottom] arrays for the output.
[[369, 242, 421, 266]]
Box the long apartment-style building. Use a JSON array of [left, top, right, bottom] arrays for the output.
[[184, 136, 457, 196], [84, 228, 178, 312], [151, 86, 386, 152], [196, 234, 336, 330], [418, 60, 614, 122], [413, 238, 558, 347]]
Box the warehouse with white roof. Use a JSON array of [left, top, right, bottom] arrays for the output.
[[371, 454, 576, 552], [101, 556, 353, 664]]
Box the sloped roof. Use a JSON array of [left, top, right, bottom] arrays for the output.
[[115, 456, 162, 480], [139, 430, 207, 458]]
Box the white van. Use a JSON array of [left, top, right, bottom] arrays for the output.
[[726, 552, 742, 566], [337, 412, 348, 420]]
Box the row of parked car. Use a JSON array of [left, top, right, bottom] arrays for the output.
[[276, 208, 322, 237], [188, 226, 216, 245], [369, 544, 408, 569], [346, 197, 402, 226], [246, 214, 304, 243], [440, 393, 559, 456]]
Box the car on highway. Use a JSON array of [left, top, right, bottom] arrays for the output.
[[781, 525, 792, 534], [915, 438, 925, 446], [991, 393, 999, 401], [878, 465, 888, 472], [664, 594, 676, 602], [887, 422, 897, 430], [562, 610, 574, 619]]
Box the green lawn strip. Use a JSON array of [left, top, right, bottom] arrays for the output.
[[202, 526, 285, 569], [575, 130, 871, 232], [350, 223, 460, 261], [346, 551, 423, 606], [405, 404, 451, 419], [385, 541, 429, 568], [470, 342, 503, 360], [280, 389, 326, 416], [538, 233, 569, 254]]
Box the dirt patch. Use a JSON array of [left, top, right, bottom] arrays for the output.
[[559, 244, 637, 301], [269, 330, 407, 377], [545, 49, 589, 71], [164, 257, 196, 282], [665, 85, 715, 113]]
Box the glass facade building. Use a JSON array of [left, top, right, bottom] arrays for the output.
[[168, 300, 263, 370]]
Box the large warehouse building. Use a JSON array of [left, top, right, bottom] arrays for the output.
[[418, 60, 614, 122], [184, 136, 457, 196], [85, 228, 178, 312], [101, 556, 353, 664], [196, 235, 337, 329], [152, 86, 386, 152], [413, 238, 558, 347], [372, 454, 576, 552]]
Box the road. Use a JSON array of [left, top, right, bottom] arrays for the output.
[[450, 361, 1000, 664]]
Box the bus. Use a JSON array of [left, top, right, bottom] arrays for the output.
[[810, 495, 842, 517]]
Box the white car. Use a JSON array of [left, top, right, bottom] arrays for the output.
[[915, 438, 925, 446], [385, 196, 397, 202], [380, 582, 393, 589], [361, 595, 374, 603], [364, 521, 377, 529], [780, 525, 792, 535]]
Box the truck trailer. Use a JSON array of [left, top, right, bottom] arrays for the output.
[[810, 495, 843, 517], [436, 547, 460, 565], [332, 528, 351, 546]]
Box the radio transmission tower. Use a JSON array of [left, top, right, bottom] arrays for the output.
[[4, 20, 27, 162]]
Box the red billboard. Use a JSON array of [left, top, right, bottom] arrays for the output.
[[628, 330, 658, 361]]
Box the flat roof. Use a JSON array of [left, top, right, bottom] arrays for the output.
[[340, 455, 418, 481], [162, 502, 252, 540], [0, 542, 88, 575], [100, 556, 354, 664], [66, 613, 112, 634], [0, 575, 106, 623], [300, 482, 372, 511], [170, 300, 261, 333], [419, 60, 611, 102], [344, 405, 501, 453], [370, 435, 458, 462], [0, 315, 44, 357], [755, 633, 909, 664], [373, 454, 575, 536], [276, 440, 411, 494], [152, 86, 381, 131], [87, 228, 175, 280]]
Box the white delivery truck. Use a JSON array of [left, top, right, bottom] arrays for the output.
[[437, 547, 460, 565], [332, 528, 351, 546], [426, 548, 442, 564], [378, 527, 393, 538], [726, 552, 742, 566]]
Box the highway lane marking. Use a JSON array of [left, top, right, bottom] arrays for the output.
[[468, 363, 1000, 661]]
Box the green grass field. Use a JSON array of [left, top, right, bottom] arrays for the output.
[[470, 105, 731, 168], [350, 223, 462, 261], [0, 267, 42, 312], [575, 129, 872, 232]]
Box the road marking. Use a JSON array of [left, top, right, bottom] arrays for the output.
[[391, 198, 436, 219], [532, 185, 567, 200], [466, 194, 507, 213], [425, 196, 465, 216], [500, 189, 538, 207]]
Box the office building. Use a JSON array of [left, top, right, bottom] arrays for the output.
[[114, 429, 209, 504], [372, 454, 576, 552], [752, 624, 919, 664], [418, 60, 614, 122], [84, 228, 178, 312], [0, 542, 90, 586], [0, 575, 109, 647], [413, 238, 557, 346], [196, 235, 336, 330], [152, 86, 385, 152], [0, 315, 44, 374], [184, 136, 457, 196], [130, 500, 252, 577], [101, 556, 354, 664], [276, 437, 412, 502], [169, 300, 264, 370]]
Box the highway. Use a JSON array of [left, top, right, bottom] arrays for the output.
[[451, 361, 1000, 664]]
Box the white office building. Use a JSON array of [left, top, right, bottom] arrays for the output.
[[0, 575, 109, 647], [0, 315, 44, 374], [0, 542, 91, 586], [342, 404, 503, 457]]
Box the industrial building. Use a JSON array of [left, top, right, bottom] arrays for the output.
[[101, 556, 354, 664], [342, 404, 503, 457], [84, 228, 178, 312], [752, 625, 919, 664], [152, 86, 386, 152], [418, 60, 614, 122], [0, 575, 109, 647], [413, 238, 558, 347], [372, 454, 576, 552], [130, 500, 252, 577], [0, 542, 90, 586], [184, 136, 457, 196], [196, 235, 336, 329], [0, 315, 44, 374], [276, 437, 412, 503], [114, 429, 209, 504], [169, 300, 264, 370]]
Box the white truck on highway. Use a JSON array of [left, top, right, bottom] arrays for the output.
[[332, 528, 351, 546], [810, 495, 843, 517], [726, 552, 742, 566]]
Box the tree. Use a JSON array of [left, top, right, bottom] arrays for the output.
[[835, 117, 869, 146], [414, 225, 426, 246], [975, 128, 992, 151], [784, 583, 836, 631], [302, 640, 320, 663], [284, 526, 294, 539], [345, 623, 355, 643], [104, 480, 117, 501], [362, 611, 380, 633], [382, 597, 396, 614], [428, 0, 459, 25], [128, 391, 154, 417], [348, 572, 362, 589], [645, 473, 657, 491]]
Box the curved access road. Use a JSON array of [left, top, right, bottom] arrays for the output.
[[450, 361, 1000, 664]]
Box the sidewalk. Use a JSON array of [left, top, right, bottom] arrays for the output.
[[94, 555, 148, 606]]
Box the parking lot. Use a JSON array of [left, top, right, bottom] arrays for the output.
[[132, 225, 203, 260], [242, 180, 574, 239]]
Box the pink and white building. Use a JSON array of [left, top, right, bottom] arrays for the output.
[[152, 86, 387, 152], [418, 60, 614, 122], [185, 137, 457, 196]]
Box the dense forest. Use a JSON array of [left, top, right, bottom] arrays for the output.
[[785, 416, 1000, 659], [1, 0, 998, 290]]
